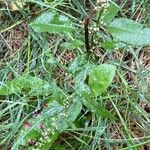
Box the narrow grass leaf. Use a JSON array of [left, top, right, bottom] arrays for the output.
[[100, 3, 120, 24]]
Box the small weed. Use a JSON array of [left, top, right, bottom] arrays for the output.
[[0, 0, 150, 149]]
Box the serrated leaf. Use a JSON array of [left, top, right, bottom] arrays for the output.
[[88, 64, 116, 96], [30, 12, 75, 33], [0, 75, 52, 96], [108, 18, 150, 45]]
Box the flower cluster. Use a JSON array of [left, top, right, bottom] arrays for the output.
[[95, 0, 110, 11]]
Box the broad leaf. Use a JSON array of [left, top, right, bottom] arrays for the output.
[[101, 40, 126, 50], [0, 75, 52, 96], [108, 18, 150, 45], [75, 63, 93, 98], [61, 39, 84, 49], [83, 98, 114, 119], [57, 97, 83, 132], [69, 54, 87, 74], [75, 64, 114, 118], [88, 64, 116, 96], [12, 101, 64, 150], [30, 12, 75, 33], [110, 18, 143, 30], [13, 98, 82, 149]]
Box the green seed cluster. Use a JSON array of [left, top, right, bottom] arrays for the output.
[[32, 126, 56, 149], [32, 110, 69, 149]]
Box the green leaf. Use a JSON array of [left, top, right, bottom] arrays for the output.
[[101, 40, 125, 50], [69, 54, 87, 74], [30, 12, 75, 33], [83, 98, 114, 119], [51, 144, 66, 150], [110, 18, 143, 30], [108, 18, 150, 46], [0, 75, 52, 96], [88, 64, 116, 96], [13, 97, 82, 149], [57, 97, 83, 132], [75, 63, 93, 98], [100, 3, 120, 24], [61, 39, 84, 49], [74, 64, 114, 119], [12, 101, 64, 149]]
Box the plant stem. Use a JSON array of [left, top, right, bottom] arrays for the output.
[[83, 16, 90, 56]]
